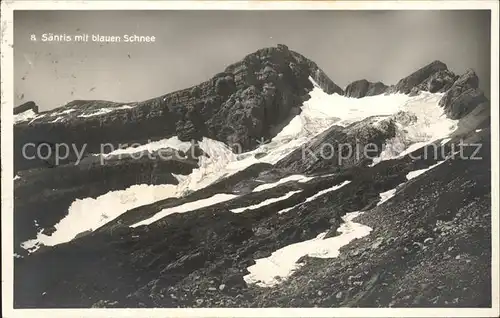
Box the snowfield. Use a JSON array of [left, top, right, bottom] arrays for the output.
[[21, 184, 178, 252], [370, 92, 457, 165], [243, 210, 372, 287], [20, 78, 458, 253]]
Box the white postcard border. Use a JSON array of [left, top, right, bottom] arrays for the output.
[[1, 1, 498, 317]]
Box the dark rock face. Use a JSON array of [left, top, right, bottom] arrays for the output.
[[14, 101, 39, 115], [425, 69, 458, 93], [388, 60, 454, 95], [14, 45, 341, 172], [381, 62, 488, 122], [364, 81, 388, 97], [14, 99, 176, 172], [406, 69, 459, 96], [289, 50, 344, 95], [348, 60, 458, 98], [439, 69, 489, 120], [344, 80, 388, 98]]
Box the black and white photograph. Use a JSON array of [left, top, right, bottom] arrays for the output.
[[1, 1, 499, 317]]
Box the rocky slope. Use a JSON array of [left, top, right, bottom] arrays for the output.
[[12, 45, 492, 309]]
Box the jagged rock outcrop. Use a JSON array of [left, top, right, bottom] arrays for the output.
[[387, 60, 457, 95], [288, 48, 344, 95], [14, 45, 342, 172], [378, 61, 488, 122], [347, 61, 458, 99], [421, 69, 458, 93], [14, 101, 39, 115], [344, 80, 388, 98], [439, 69, 488, 120], [406, 68, 458, 96]]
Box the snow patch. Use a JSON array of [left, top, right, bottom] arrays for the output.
[[14, 109, 37, 124], [21, 184, 179, 252], [78, 105, 134, 118], [303, 180, 351, 203], [52, 109, 77, 116], [244, 210, 372, 287], [278, 180, 351, 214], [253, 175, 314, 192], [118, 104, 135, 109], [378, 153, 456, 207], [377, 188, 399, 206], [27, 113, 47, 124], [172, 174, 188, 183], [131, 193, 238, 228], [230, 190, 302, 214], [48, 116, 64, 123], [78, 109, 114, 118], [103, 136, 192, 157], [176, 138, 242, 193], [406, 160, 446, 181]]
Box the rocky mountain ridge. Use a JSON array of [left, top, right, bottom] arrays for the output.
[[14, 45, 487, 172], [13, 45, 492, 309], [14, 45, 338, 171]]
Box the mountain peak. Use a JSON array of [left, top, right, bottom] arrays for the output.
[[390, 59, 451, 95], [223, 44, 343, 95], [13, 45, 345, 171]]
